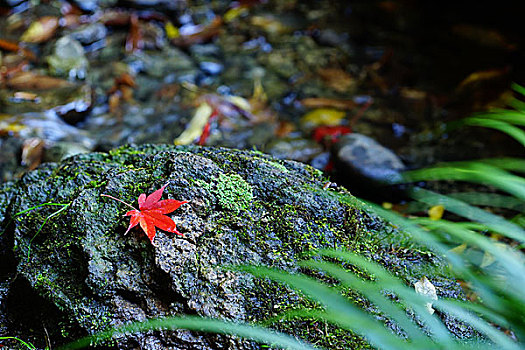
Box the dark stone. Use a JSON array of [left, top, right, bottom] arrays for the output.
[[332, 133, 406, 200], [0, 145, 473, 349]]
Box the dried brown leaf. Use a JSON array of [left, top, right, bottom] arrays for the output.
[[7, 71, 73, 90]]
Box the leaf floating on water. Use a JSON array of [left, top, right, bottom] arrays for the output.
[[20, 16, 59, 43], [299, 97, 358, 110], [170, 17, 223, 47], [174, 102, 213, 145], [21, 137, 45, 170], [414, 276, 438, 315], [300, 108, 346, 129], [7, 71, 73, 90], [318, 68, 356, 93], [0, 39, 37, 61]]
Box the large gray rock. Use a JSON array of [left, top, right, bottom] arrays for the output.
[[0, 145, 472, 349]]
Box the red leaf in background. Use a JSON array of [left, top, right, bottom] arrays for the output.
[[102, 184, 187, 244], [312, 125, 352, 144]]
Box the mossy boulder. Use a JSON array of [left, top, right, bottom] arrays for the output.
[[0, 145, 472, 349]]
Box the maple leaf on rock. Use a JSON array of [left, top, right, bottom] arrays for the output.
[[102, 184, 187, 244]]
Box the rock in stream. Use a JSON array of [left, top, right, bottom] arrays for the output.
[[0, 145, 474, 349]]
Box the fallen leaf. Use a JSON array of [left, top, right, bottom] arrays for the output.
[[171, 17, 223, 47], [449, 243, 468, 255], [21, 137, 45, 170], [452, 24, 516, 50], [125, 14, 143, 52], [224, 6, 249, 23], [0, 39, 37, 61], [457, 67, 510, 91], [165, 21, 179, 39], [312, 125, 351, 144], [275, 121, 295, 137], [250, 15, 290, 35], [414, 276, 438, 314], [428, 205, 445, 220], [20, 16, 59, 43], [102, 184, 187, 244], [174, 102, 213, 145], [12, 91, 40, 102], [299, 97, 357, 110], [318, 68, 355, 93], [300, 108, 346, 129], [7, 71, 73, 90]]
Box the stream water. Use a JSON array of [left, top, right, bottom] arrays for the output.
[[0, 0, 523, 194]]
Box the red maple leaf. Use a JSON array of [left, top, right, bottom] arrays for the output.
[[102, 184, 187, 244]]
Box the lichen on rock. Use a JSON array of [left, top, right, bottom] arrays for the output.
[[0, 144, 474, 349]]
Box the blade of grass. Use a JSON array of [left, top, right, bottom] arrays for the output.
[[458, 118, 525, 147], [413, 218, 525, 290], [315, 250, 522, 350], [299, 259, 452, 346], [400, 163, 525, 201], [446, 192, 525, 212], [58, 316, 317, 350], [232, 265, 412, 350], [408, 188, 525, 244]]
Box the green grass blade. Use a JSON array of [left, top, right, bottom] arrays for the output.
[[414, 218, 525, 289], [477, 158, 525, 173], [433, 299, 522, 350], [459, 118, 525, 146], [509, 98, 525, 112], [401, 163, 525, 201], [233, 265, 412, 350], [511, 83, 525, 97], [471, 111, 525, 127], [0, 336, 37, 350], [446, 192, 525, 212], [351, 200, 523, 314], [409, 188, 525, 243], [58, 316, 316, 350], [315, 250, 523, 350], [299, 259, 452, 346]]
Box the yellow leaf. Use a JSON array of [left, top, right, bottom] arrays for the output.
[[224, 6, 248, 23], [428, 205, 444, 220], [20, 16, 59, 43], [382, 202, 393, 209], [300, 108, 346, 129], [480, 251, 496, 268], [165, 21, 179, 39], [225, 95, 251, 112], [174, 103, 213, 145], [449, 243, 467, 255]]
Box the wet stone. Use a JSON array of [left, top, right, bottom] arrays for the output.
[[46, 36, 89, 79], [0, 145, 474, 349], [332, 133, 406, 199], [70, 23, 108, 45]]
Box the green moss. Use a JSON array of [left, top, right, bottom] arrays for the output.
[[198, 173, 254, 214]]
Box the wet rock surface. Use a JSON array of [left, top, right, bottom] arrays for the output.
[[332, 133, 406, 200], [0, 145, 475, 349]]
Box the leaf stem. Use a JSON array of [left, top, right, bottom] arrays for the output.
[[100, 194, 137, 210]]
